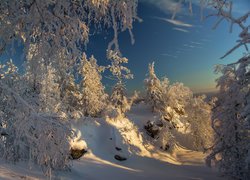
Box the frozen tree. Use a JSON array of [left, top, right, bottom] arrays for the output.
[[79, 54, 107, 117], [106, 50, 133, 116], [144, 62, 196, 151], [185, 95, 214, 151], [0, 0, 141, 119], [156, 82, 193, 151], [25, 50, 64, 114], [144, 62, 192, 131], [60, 73, 83, 119], [0, 0, 140, 65], [193, 1, 250, 178], [0, 60, 20, 138], [161, 82, 192, 131], [0, 2, 141, 176], [206, 57, 250, 179], [144, 62, 165, 112], [0, 60, 75, 177], [39, 64, 61, 114], [144, 62, 214, 151]]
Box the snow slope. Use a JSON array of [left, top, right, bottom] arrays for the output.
[[0, 103, 224, 180]]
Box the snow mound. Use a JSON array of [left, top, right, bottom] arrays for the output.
[[106, 115, 151, 157], [70, 128, 87, 150]]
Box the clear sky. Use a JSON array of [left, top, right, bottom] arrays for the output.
[[1, 0, 249, 94]]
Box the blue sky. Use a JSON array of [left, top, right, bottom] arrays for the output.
[[88, 0, 250, 93], [1, 0, 249, 93]]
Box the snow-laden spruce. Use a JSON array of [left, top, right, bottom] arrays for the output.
[[105, 50, 136, 117], [78, 54, 107, 117]]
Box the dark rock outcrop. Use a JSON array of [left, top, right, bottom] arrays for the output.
[[70, 148, 87, 160]]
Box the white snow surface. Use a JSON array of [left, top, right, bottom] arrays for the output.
[[0, 103, 224, 180]]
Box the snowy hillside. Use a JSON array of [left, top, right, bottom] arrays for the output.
[[0, 103, 224, 180]]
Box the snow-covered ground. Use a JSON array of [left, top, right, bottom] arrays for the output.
[[0, 103, 224, 180]]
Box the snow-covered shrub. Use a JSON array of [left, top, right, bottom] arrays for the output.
[[207, 56, 250, 179], [79, 54, 107, 117]]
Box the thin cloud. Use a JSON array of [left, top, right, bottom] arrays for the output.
[[140, 0, 181, 15], [175, 50, 183, 54], [183, 43, 203, 49], [190, 41, 203, 45], [183, 44, 195, 48], [161, 53, 177, 59], [201, 38, 211, 42], [178, 48, 191, 51], [153, 17, 193, 28], [173, 27, 189, 33]]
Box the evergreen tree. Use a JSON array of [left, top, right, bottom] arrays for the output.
[[79, 54, 107, 117], [39, 64, 61, 113], [144, 62, 164, 112], [107, 50, 133, 115], [60, 73, 82, 119]]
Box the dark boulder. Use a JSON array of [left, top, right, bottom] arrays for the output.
[[115, 147, 122, 151], [144, 120, 160, 138], [114, 155, 127, 161], [70, 148, 87, 160]]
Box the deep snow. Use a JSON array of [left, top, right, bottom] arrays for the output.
[[0, 103, 225, 180]]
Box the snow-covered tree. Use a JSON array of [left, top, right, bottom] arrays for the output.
[[144, 62, 197, 151], [200, 0, 250, 170], [106, 50, 133, 116], [0, 0, 140, 66], [144, 62, 165, 112], [79, 54, 107, 117], [185, 95, 214, 151], [39, 64, 61, 113], [161, 82, 192, 131], [60, 73, 83, 119], [0, 60, 20, 139], [206, 57, 250, 179], [0, 60, 75, 177], [144, 62, 192, 131]]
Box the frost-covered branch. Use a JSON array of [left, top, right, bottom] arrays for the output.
[[171, 0, 250, 58], [0, 0, 140, 65]]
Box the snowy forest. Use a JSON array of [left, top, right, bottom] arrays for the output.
[[0, 0, 249, 180]]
